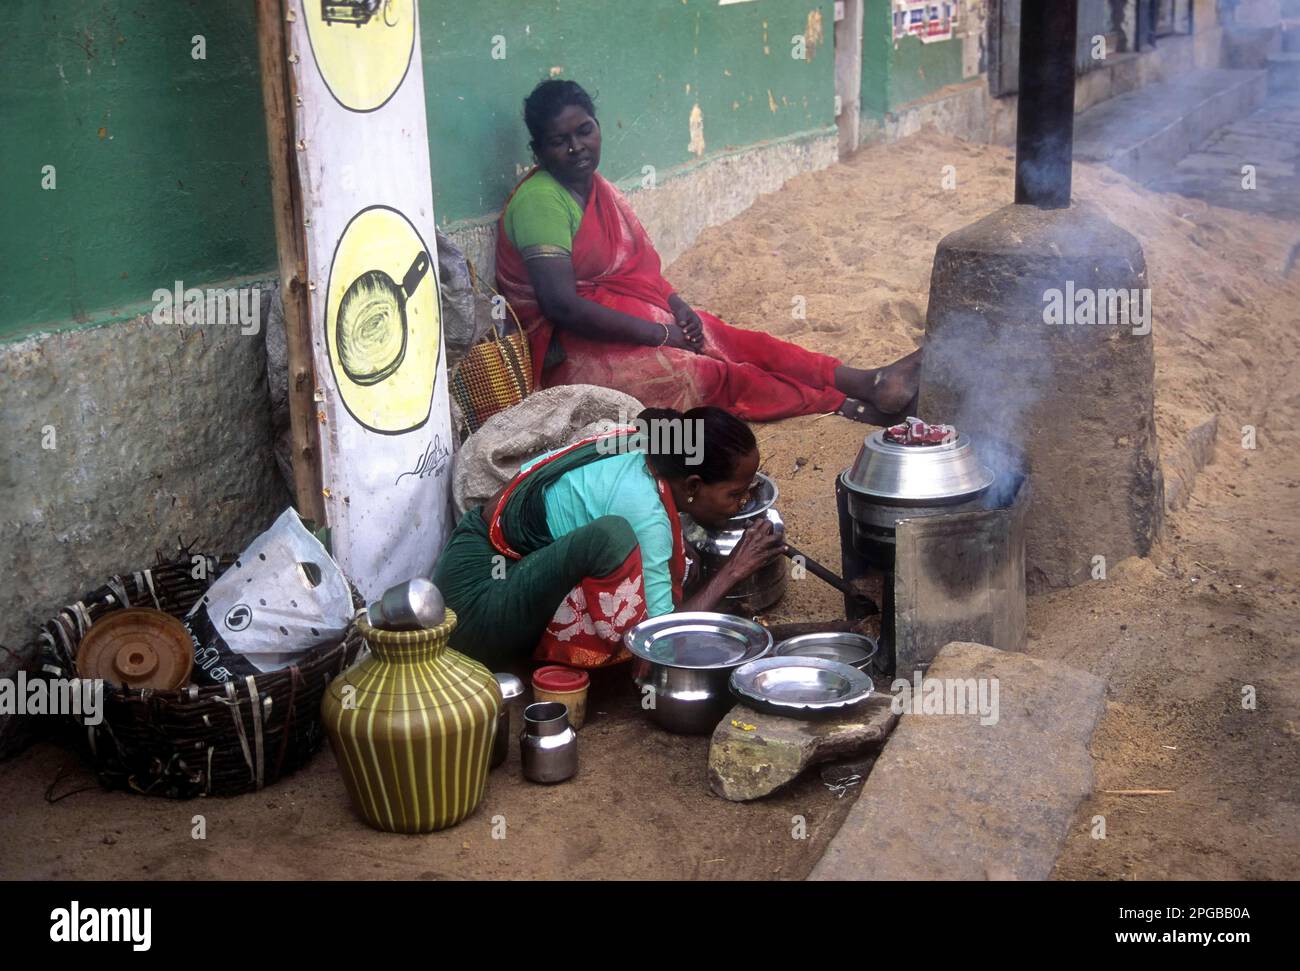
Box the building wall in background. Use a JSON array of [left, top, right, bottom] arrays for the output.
[[0, 0, 835, 343], [861, 0, 984, 123], [423, 0, 835, 230], [863, 0, 982, 142], [0, 1, 276, 341]]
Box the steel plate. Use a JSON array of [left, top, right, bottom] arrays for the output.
[[774, 632, 878, 671], [730, 657, 873, 716]]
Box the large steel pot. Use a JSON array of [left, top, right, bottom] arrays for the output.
[[843, 429, 993, 506], [625, 612, 772, 735]]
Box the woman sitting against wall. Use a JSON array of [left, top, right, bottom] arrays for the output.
[[495, 79, 921, 424]]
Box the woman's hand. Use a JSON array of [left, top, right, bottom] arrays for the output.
[[668, 295, 705, 349], [721, 519, 786, 585], [662, 322, 701, 352]]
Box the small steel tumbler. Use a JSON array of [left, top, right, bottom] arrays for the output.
[[519, 701, 578, 784]]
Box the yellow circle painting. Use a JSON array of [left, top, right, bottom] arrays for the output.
[[304, 0, 416, 113], [325, 206, 440, 434]]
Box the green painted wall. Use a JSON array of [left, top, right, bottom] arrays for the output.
[[423, 0, 834, 225], [861, 0, 966, 120], [0, 1, 276, 340], [1, 0, 834, 341]]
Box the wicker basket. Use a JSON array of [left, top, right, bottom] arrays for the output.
[[37, 551, 364, 799]]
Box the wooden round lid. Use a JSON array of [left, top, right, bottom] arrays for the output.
[[76, 607, 194, 690]]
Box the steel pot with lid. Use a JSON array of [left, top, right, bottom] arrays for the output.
[[841, 424, 995, 533]]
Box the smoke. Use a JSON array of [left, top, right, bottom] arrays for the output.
[[921, 308, 1053, 505]]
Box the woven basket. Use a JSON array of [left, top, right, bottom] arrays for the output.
[[37, 551, 364, 799], [448, 274, 534, 437]]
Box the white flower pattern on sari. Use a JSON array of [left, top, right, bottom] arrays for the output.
[[549, 577, 645, 644]]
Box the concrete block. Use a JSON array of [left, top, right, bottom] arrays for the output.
[[708, 695, 898, 802], [811, 642, 1107, 881]]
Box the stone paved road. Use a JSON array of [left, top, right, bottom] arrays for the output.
[[1149, 88, 1300, 255]]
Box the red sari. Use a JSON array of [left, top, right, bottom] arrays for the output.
[[496, 169, 848, 421]]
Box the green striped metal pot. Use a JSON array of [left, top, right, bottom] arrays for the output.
[[323, 608, 502, 833]]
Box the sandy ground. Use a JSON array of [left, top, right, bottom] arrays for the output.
[[2, 130, 1298, 880], [667, 130, 1300, 879]]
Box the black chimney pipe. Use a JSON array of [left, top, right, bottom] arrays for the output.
[[1014, 0, 1080, 209]]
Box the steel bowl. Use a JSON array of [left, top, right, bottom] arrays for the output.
[[774, 632, 878, 672], [843, 429, 993, 505], [625, 612, 772, 734], [730, 656, 874, 718]]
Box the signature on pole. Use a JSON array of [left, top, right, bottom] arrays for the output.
[[395, 435, 450, 484]]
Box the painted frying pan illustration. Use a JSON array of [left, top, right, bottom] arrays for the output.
[[321, 1, 402, 28], [335, 251, 429, 386]]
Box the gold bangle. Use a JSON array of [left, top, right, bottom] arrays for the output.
[[657, 322, 670, 347]]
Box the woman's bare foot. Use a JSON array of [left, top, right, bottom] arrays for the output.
[[836, 397, 899, 425], [834, 348, 922, 420]]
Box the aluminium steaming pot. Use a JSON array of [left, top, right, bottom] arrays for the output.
[[680, 471, 788, 615]]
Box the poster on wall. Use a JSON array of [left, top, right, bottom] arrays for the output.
[[893, 1, 961, 43], [284, 0, 452, 599]]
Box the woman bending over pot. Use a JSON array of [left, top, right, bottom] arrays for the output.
[[434, 407, 785, 669]]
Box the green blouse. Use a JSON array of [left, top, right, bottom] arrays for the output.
[[503, 169, 586, 260]]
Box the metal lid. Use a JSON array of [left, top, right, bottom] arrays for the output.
[[493, 672, 526, 701], [623, 612, 772, 670], [842, 428, 993, 504]]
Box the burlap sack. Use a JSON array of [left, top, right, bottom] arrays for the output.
[[450, 384, 644, 517]]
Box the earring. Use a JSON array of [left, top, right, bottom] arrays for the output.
[[687, 495, 694, 504]]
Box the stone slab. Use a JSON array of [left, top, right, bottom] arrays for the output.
[[708, 694, 898, 802], [811, 642, 1107, 881], [1164, 415, 1220, 512], [1074, 68, 1268, 184]]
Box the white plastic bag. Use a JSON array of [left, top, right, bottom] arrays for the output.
[[185, 508, 353, 686]]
